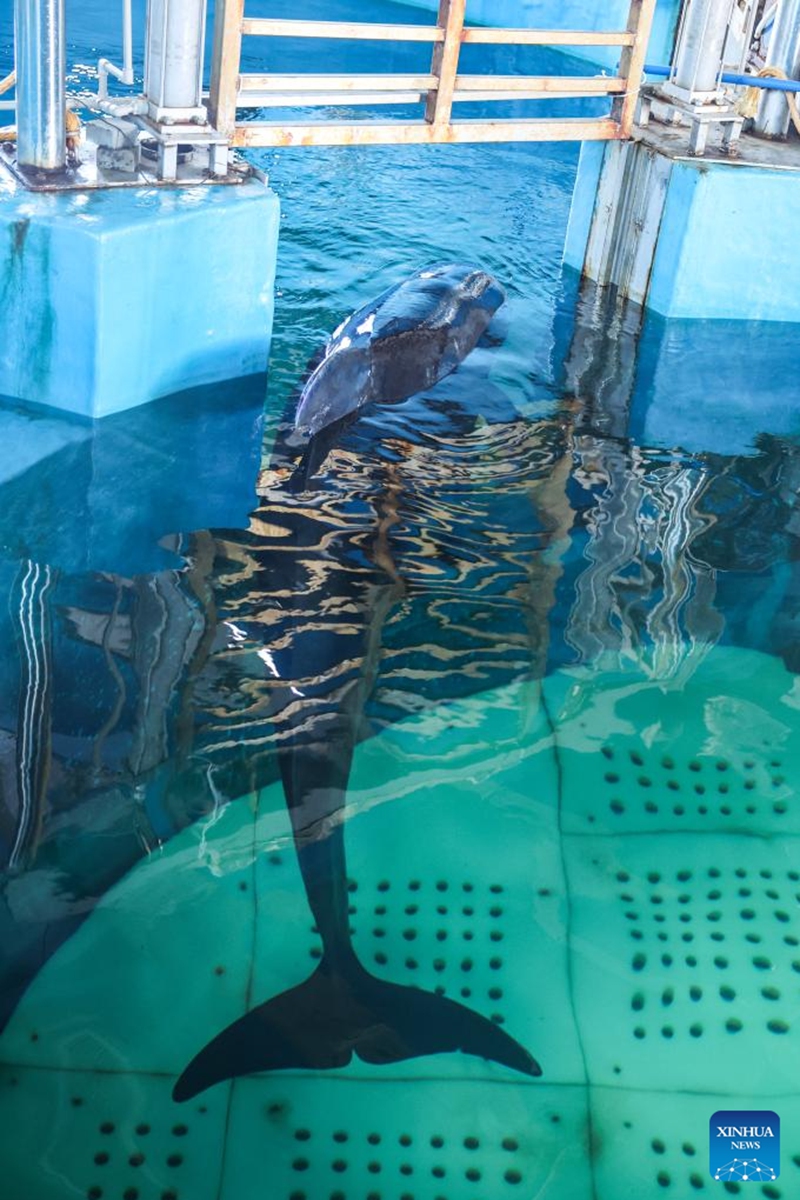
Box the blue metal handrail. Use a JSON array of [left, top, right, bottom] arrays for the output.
[[644, 62, 800, 93]]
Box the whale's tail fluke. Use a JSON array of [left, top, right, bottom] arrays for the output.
[[173, 960, 540, 1101]]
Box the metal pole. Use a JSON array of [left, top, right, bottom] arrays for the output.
[[755, 0, 800, 137], [14, 0, 66, 171], [145, 0, 207, 116], [672, 0, 736, 97]]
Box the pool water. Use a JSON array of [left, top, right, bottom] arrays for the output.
[[2, 2, 800, 1198]]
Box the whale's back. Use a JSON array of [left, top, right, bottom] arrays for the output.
[[294, 263, 505, 441]]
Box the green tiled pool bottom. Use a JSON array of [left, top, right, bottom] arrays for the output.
[[2, 646, 799, 1199]]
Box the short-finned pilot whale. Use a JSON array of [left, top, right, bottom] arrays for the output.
[[173, 264, 540, 1100], [290, 262, 506, 488]]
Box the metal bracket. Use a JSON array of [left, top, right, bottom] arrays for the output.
[[638, 86, 745, 157]]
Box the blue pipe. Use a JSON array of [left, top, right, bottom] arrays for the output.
[[643, 63, 800, 93]]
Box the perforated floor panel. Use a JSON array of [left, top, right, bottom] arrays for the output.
[[2, 648, 800, 1198]]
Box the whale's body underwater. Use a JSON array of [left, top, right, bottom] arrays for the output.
[[0, 264, 542, 1099], [174, 264, 539, 1099], [291, 263, 506, 486]]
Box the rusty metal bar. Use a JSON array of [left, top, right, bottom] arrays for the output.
[[208, 0, 244, 137], [462, 28, 636, 46], [222, 6, 649, 148], [425, 0, 466, 125], [235, 89, 623, 109], [232, 116, 621, 148], [235, 73, 627, 108], [456, 74, 625, 94], [240, 19, 637, 48], [237, 90, 429, 108], [242, 18, 444, 42], [239, 73, 439, 94], [615, 0, 658, 136], [238, 73, 625, 97]]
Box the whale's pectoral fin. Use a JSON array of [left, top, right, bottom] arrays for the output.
[[288, 411, 360, 493], [173, 963, 540, 1101]]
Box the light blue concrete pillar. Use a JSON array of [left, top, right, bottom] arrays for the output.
[[0, 173, 279, 418], [565, 136, 800, 323]]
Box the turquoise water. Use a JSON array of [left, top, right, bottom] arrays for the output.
[[3, 1, 800, 1198]]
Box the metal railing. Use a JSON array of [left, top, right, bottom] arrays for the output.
[[208, 0, 657, 148]]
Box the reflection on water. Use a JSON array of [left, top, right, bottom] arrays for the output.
[[2, 282, 800, 1025], [2, 289, 800, 1196], [2, 0, 800, 1192]]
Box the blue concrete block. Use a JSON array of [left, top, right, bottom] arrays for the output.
[[570, 133, 800, 323], [401, 0, 681, 68], [649, 161, 800, 322], [0, 172, 280, 417]]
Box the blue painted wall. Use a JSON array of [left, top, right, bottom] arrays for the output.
[[400, 0, 681, 67]]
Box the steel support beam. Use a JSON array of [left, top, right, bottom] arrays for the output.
[[145, 0, 208, 121], [671, 0, 736, 99], [14, 0, 66, 172], [755, 0, 800, 137]]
